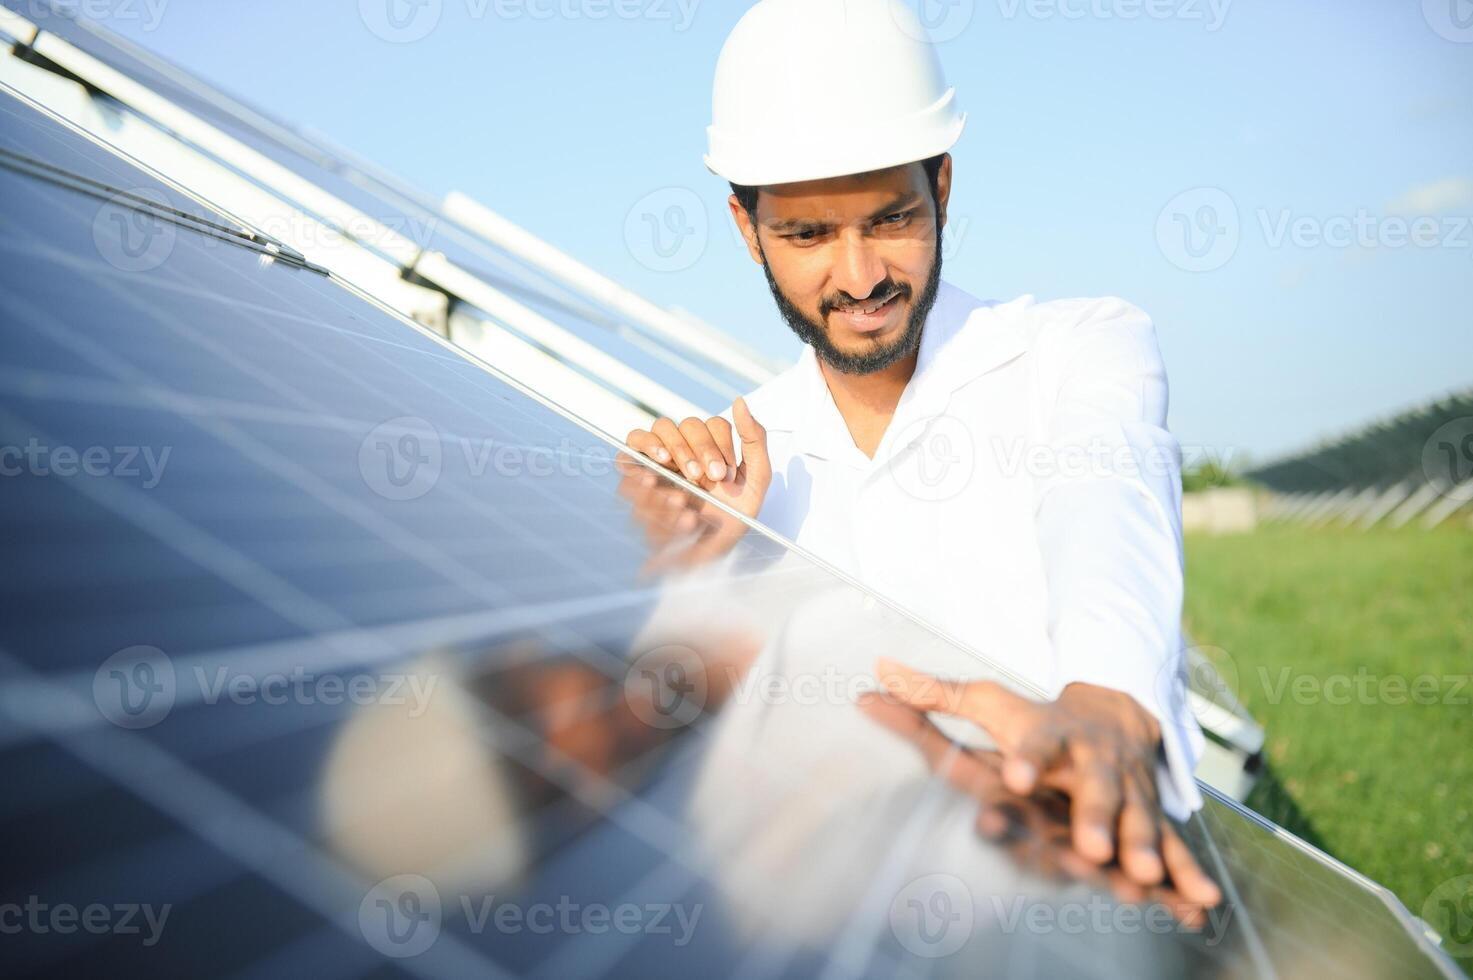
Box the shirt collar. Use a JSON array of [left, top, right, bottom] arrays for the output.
[[781, 281, 1029, 465]]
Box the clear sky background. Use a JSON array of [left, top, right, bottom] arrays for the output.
[[99, 0, 1473, 466]]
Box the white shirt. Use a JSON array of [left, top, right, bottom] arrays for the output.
[[725, 280, 1205, 817]]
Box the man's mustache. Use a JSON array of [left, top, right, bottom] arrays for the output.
[[820, 280, 911, 317]]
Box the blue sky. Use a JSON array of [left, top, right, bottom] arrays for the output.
[[99, 0, 1473, 465]]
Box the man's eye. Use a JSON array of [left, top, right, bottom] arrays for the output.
[[878, 210, 913, 227], [785, 228, 823, 242]]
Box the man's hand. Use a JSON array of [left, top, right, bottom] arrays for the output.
[[858, 689, 1216, 927], [872, 657, 1221, 906], [617, 398, 771, 572], [625, 397, 771, 520]]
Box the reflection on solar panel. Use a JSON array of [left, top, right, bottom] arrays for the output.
[[0, 30, 1461, 980]]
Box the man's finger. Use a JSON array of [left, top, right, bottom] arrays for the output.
[[615, 465, 658, 500], [732, 397, 771, 490], [674, 502, 748, 566], [1067, 757, 1124, 864], [1117, 788, 1165, 885], [1004, 723, 1066, 795], [857, 693, 1007, 800], [874, 657, 1016, 723], [707, 415, 738, 475], [652, 417, 702, 482], [625, 429, 674, 469], [628, 491, 696, 547], [679, 417, 729, 483], [1161, 827, 1223, 907]]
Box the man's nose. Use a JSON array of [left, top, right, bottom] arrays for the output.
[[830, 228, 886, 302]]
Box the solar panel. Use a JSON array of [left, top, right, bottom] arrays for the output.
[[0, 80, 1458, 980], [0, 0, 764, 415]]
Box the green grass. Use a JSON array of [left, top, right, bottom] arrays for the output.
[[1183, 522, 1473, 969]]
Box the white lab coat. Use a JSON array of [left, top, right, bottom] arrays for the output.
[[723, 280, 1204, 817]]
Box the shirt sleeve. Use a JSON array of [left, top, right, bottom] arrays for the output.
[[1030, 298, 1205, 820]]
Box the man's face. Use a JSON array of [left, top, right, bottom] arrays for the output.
[[730, 157, 951, 375]]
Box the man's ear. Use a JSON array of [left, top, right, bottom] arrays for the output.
[[935, 153, 953, 231], [727, 194, 765, 265]]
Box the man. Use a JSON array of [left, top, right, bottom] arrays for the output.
[[624, 0, 1221, 905]]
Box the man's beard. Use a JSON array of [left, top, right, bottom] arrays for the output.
[[757, 231, 943, 376]]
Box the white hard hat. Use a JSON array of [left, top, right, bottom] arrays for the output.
[[705, 0, 966, 187]]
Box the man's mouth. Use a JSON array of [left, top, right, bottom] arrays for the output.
[[828, 286, 905, 333]]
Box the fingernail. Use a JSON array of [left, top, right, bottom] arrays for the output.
[[1005, 760, 1036, 788], [685, 462, 702, 479], [707, 461, 726, 481], [655, 448, 670, 463], [979, 810, 1008, 838]]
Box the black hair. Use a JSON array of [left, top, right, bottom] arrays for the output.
[[729, 153, 947, 220]]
